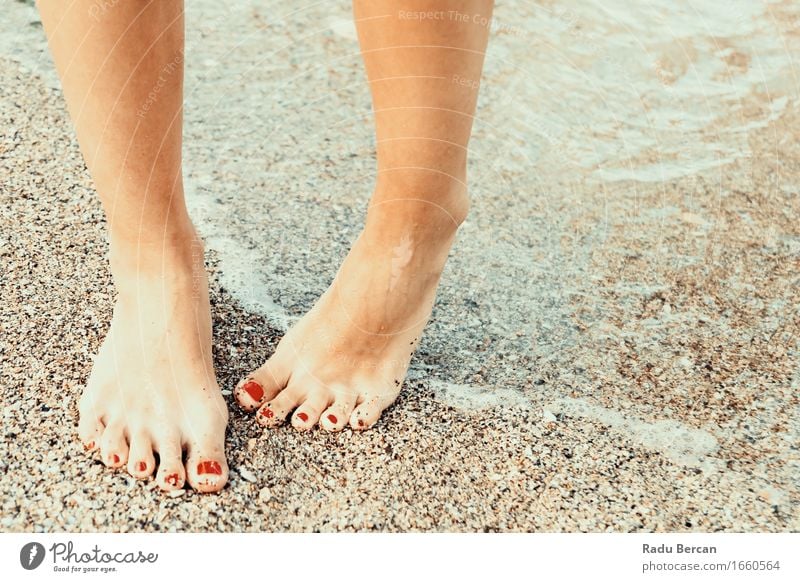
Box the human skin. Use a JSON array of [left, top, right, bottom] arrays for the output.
[[38, 0, 492, 492], [235, 0, 493, 431], [37, 0, 228, 492]]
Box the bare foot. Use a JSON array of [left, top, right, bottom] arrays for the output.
[[78, 233, 228, 492], [235, 194, 466, 431]]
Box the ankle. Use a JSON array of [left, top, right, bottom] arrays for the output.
[[108, 221, 205, 282], [369, 179, 470, 236]]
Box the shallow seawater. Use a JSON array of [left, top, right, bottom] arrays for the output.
[[480, 0, 800, 183]]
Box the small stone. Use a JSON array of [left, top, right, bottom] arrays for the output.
[[239, 467, 257, 483], [543, 410, 557, 423], [220, 389, 232, 396], [168, 489, 185, 498], [258, 487, 273, 502]]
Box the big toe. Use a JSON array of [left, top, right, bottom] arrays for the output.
[[185, 438, 228, 493], [187, 457, 228, 493], [235, 357, 289, 412]]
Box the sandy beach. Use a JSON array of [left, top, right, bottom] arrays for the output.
[[1, 0, 799, 531]]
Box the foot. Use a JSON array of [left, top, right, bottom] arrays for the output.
[[235, 194, 466, 431], [78, 231, 229, 492]]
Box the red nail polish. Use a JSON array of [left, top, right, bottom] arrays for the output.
[[327, 414, 338, 424], [242, 380, 264, 402], [84, 441, 94, 451], [260, 407, 274, 419], [357, 419, 365, 427], [166, 474, 180, 487], [197, 460, 222, 475], [111, 454, 120, 464], [297, 412, 309, 422], [136, 462, 147, 472]]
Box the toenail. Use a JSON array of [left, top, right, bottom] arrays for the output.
[[297, 412, 308, 422], [136, 462, 146, 472], [327, 414, 338, 424], [197, 460, 222, 475], [166, 474, 180, 487], [242, 380, 264, 402], [357, 419, 364, 427], [84, 441, 95, 451], [260, 407, 274, 419], [111, 454, 120, 464]]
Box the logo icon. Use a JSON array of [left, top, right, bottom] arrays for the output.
[[20, 542, 46, 570]]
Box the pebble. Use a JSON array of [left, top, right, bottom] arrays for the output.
[[239, 467, 258, 483]]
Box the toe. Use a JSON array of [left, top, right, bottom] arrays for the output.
[[349, 393, 396, 430], [127, 433, 156, 479], [185, 443, 228, 494], [235, 378, 267, 411], [78, 414, 103, 452], [184, 418, 228, 493], [320, 389, 358, 432], [235, 356, 290, 412], [256, 384, 304, 428], [291, 392, 330, 431], [99, 423, 128, 468], [154, 434, 186, 491]]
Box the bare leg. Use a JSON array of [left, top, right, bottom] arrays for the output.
[[38, 0, 228, 492], [236, 0, 492, 431]]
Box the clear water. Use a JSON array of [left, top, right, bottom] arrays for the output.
[[478, 0, 799, 182]]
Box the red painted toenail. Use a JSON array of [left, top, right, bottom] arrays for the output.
[[136, 462, 146, 472], [242, 380, 264, 402], [260, 407, 274, 419], [357, 419, 365, 427], [84, 441, 94, 451], [297, 412, 308, 422], [197, 460, 222, 475], [327, 414, 338, 424], [166, 474, 180, 487], [111, 454, 120, 464]]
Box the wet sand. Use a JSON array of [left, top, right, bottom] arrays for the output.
[[1, 0, 798, 531]]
